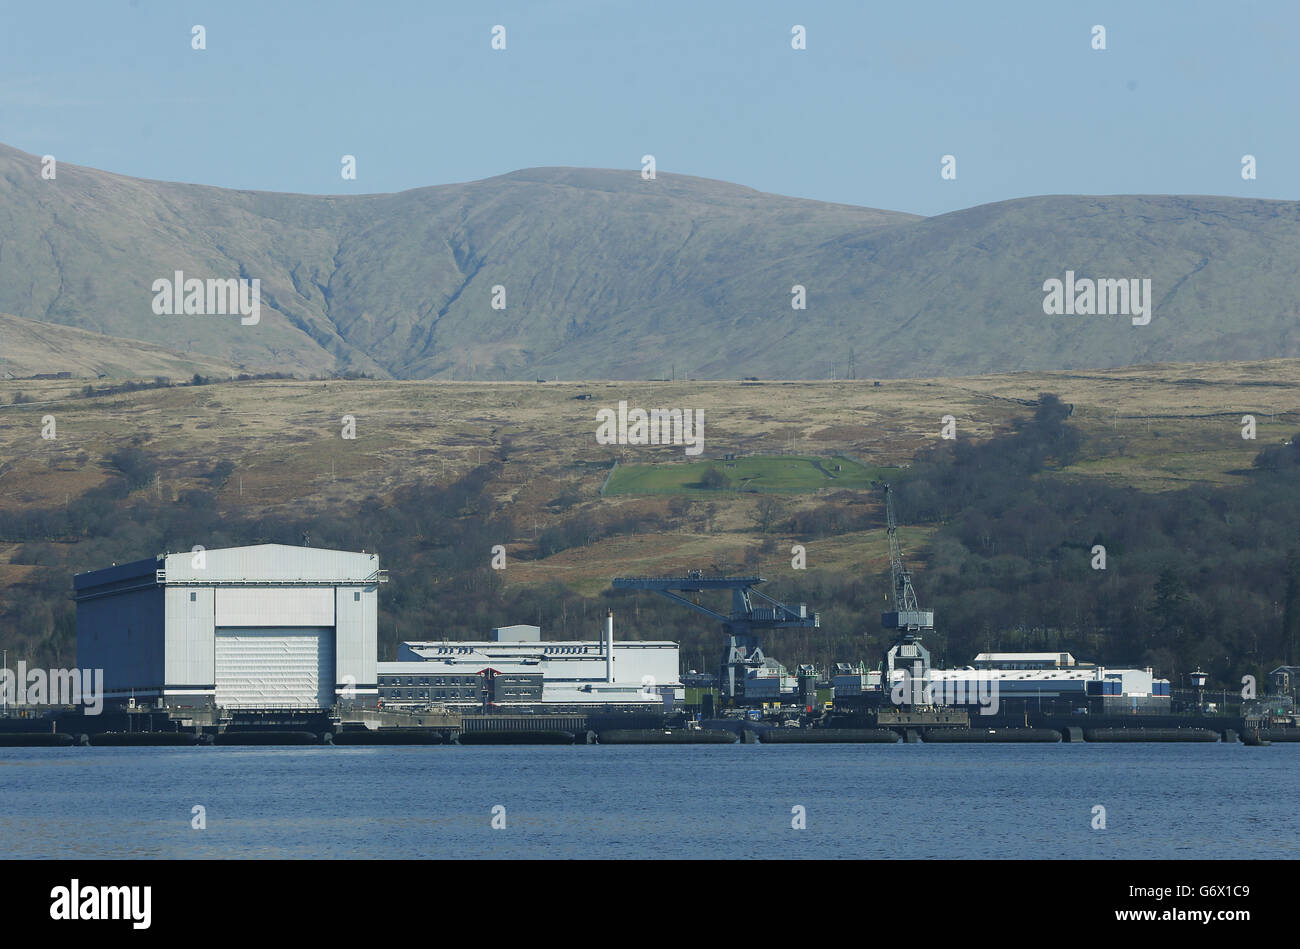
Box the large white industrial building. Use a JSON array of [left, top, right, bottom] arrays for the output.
[[828, 652, 1171, 712], [912, 652, 1171, 712], [75, 545, 382, 710], [378, 614, 683, 709], [928, 654, 1170, 709]]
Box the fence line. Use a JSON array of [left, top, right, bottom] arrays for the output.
[[599, 460, 618, 496]]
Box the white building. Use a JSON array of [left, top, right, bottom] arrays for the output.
[[970, 652, 1079, 670], [927, 655, 1170, 709], [742, 660, 797, 699], [836, 651, 1171, 711], [832, 661, 881, 697], [378, 614, 683, 708], [75, 545, 382, 709]]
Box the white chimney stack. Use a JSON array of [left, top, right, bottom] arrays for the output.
[[605, 610, 615, 683]]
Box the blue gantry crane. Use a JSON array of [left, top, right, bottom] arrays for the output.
[[611, 571, 819, 701]]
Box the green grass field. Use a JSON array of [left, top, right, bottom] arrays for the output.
[[604, 455, 894, 496]]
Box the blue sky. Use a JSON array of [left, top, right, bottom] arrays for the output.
[[1, 0, 1296, 215]]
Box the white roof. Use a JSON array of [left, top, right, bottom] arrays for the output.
[[164, 544, 380, 583], [75, 544, 381, 590], [402, 639, 677, 652], [973, 652, 1075, 663], [932, 669, 1096, 681]]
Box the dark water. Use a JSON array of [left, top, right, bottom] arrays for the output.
[[0, 743, 1295, 859]]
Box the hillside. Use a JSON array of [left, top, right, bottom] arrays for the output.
[[1, 359, 1296, 675], [3, 357, 1293, 522], [0, 312, 237, 380], [2, 142, 1298, 380]]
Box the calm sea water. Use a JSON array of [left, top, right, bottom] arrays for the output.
[[0, 743, 1295, 859]]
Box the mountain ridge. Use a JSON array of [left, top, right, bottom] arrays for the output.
[[1, 142, 1295, 380]]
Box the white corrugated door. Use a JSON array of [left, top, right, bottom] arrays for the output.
[[215, 627, 336, 708]]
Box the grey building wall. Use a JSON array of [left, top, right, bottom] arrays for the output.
[[335, 584, 378, 694], [164, 585, 215, 697], [76, 562, 166, 699]]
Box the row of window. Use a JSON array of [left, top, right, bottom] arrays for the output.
[[378, 688, 542, 700], [380, 688, 478, 700], [186, 591, 363, 602], [380, 675, 544, 686], [421, 645, 592, 655], [382, 676, 481, 687]]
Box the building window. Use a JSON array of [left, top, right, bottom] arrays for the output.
[[190, 592, 197, 602], [354, 592, 360, 602]]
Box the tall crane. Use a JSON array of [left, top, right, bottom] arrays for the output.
[[878, 482, 933, 637], [875, 482, 933, 705], [611, 572, 818, 702]]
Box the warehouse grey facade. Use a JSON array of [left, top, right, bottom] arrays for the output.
[[75, 545, 382, 710]]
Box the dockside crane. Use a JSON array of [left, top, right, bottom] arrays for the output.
[[611, 572, 819, 702], [875, 482, 934, 705]]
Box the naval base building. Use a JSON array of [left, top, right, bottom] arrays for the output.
[[377, 614, 683, 709], [75, 545, 683, 714], [75, 544, 382, 710]]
